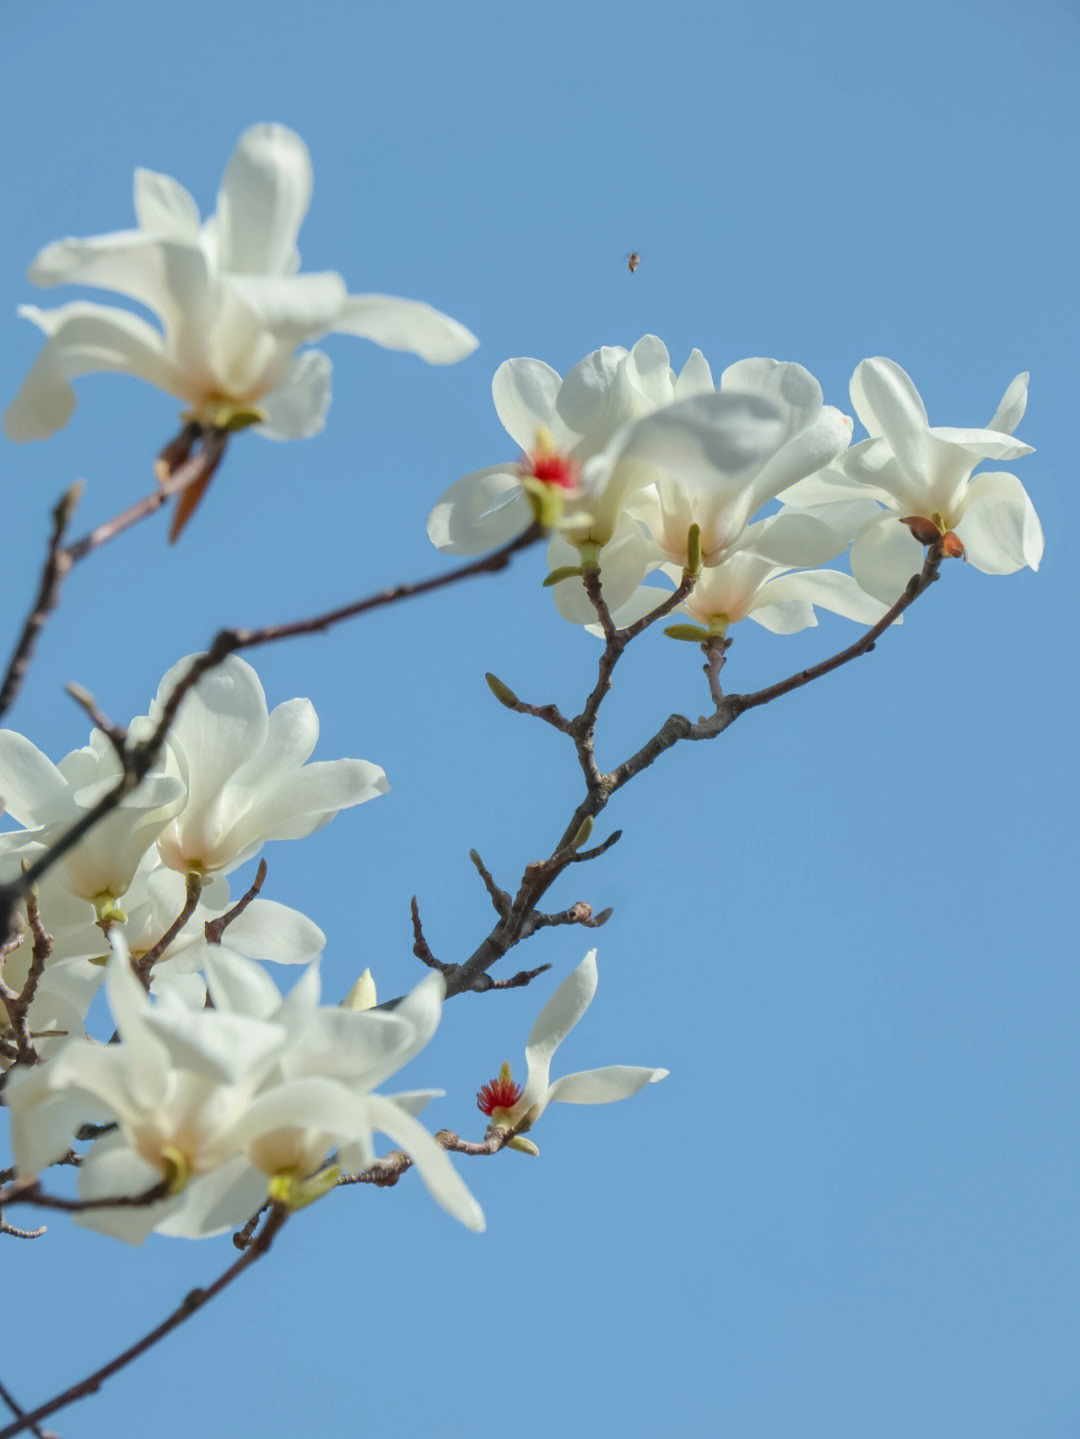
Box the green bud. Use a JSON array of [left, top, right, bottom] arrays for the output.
[[663, 624, 712, 643], [485, 673, 520, 708], [570, 816, 593, 849], [268, 1165, 340, 1211], [508, 1136, 540, 1157], [543, 565, 584, 587], [686, 522, 702, 577]]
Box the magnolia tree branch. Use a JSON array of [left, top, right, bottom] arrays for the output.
[[0, 1202, 290, 1439], [416, 546, 944, 999], [0, 524, 544, 945]]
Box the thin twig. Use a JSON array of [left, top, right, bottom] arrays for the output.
[[135, 871, 205, 982], [0, 1377, 57, 1439], [0, 485, 81, 722], [0, 1174, 171, 1214], [409, 897, 450, 974], [0, 524, 543, 945], [203, 859, 268, 945], [0, 1204, 289, 1439], [469, 850, 511, 917]]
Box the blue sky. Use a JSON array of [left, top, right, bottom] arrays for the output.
[[1, 2, 1077, 1436]]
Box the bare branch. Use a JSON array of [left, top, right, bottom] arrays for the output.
[[0, 485, 81, 723], [410, 897, 450, 974], [0, 1378, 58, 1439], [203, 859, 267, 945], [0, 1204, 289, 1439], [135, 870, 206, 982], [469, 849, 511, 917]]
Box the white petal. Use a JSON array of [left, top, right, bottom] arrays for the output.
[[741, 511, 842, 567], [547, 1065, 668, 1104], [549, 519, 654, 626], [745, 598, 818, 633], [426, 467, 532, 555], [134, 168, 202, 238], [674, 348, 715, 398], [215, 124, 313, 276], [156, 1159, 268, 1238], [0, 731, 67, 824], [987, 373, 1029, 435], [522, 951, 598, 1107], [214, 899, 326, 966], [850, 357, 928, 441], [492, 357, 566, 449], [204, 946, 285, 1019], [4, 303, 180, 440], [849, 515, 927, 605], [74, 1132, 172, 1243], [757, 568, 892, 626], [224, 272, 348, 348], [259, 350, 332, 439], [955, 471, 1044, 574], [332, 294, 478, 363]]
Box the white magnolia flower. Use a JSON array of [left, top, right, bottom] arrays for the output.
[[4, 123, 478, 533], [427, 336, 716, 553], [589, 511, 889, 637], [475, 950, 667, 1144], [0, 726, 185, 915], [6, 940, 482, 1240], [144, 653, 388, 876], [781, 360, 1042, 603]]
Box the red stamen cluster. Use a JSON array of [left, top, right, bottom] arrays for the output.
[[476, 1075, 524, 1116], [521, 449, 579, 491]]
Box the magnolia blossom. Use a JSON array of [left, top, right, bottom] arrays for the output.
[[3, 123, 478, 447], [144, 653, 388, 876], [475, 950, 667, 1144], [427, 336, 716, 553], [6, 939, 483, 1241], [780, 360, 1042, 603], [0, 726, 185, 916], [580, 511, 889, 637]]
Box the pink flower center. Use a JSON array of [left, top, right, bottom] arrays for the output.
[[476, 1075, 524, 1116]]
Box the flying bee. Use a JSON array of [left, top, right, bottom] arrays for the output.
[[626, 251, 641, 273]]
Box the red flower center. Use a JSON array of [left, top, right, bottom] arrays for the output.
[[476, 1075, 524, 1116], [521, 448, 580, 491]]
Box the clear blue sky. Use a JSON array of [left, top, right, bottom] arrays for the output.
[[2, 2, 1077, 1436]]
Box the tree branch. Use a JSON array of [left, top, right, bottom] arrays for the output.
[[0, 1204, 289, 1439]]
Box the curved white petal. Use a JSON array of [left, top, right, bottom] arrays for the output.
[[134, 168, 202, 239], [427, 467, 533, 555], [987, 372, 1029, 435], [204, 946, 285, 1019], [155, 1159, 269, 1238], [549, 520, 654, 626], [492, 357, 566, 449], [741, 511, 842, 567], [215, 124, 313, 276], [745, 598, 818, 633], [332, 294, 478, 363], [4, 303, 181, 440], [522, 951, 598, 1108], [849, 515, 927, 605], [674, 348, 715, 398], [0, 731, 68, 824], [547, 1065, 668, 1104], [850, 357, 928, 441], [224, 272, 348, 347], [955, 471, 1044, 574], [259, 349, 332, 439], [757, 568, 892, 626], [74, 1131, 173, 1243], [213, 899, 326, 966]]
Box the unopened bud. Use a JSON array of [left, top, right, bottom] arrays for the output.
[[664, 623, 712, 643], [543, 565, 584, 587], [341, 968, 377, 1011], [569, 816, 593, 850], [485, 673, 520, 709], [941, 530, 966, 560], [900, 515, 943, 546], [508, 1136, 540, 1157]]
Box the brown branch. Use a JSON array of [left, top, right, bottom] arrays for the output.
[[0, 1378, 57, 1439], [0, 524, 543, 946], [135, 870, 205, 983], [410, 897, 450, 974], [337, 1124, 515, 1188], [0, 1204, 289, 1439], [203, 859, 268, 945], [0, 485, 82, 723], [0, 1174, 171, 1214], [468, 849, 511, 917]]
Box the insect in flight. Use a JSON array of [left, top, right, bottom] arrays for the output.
[[626, 251, 641, 273]]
